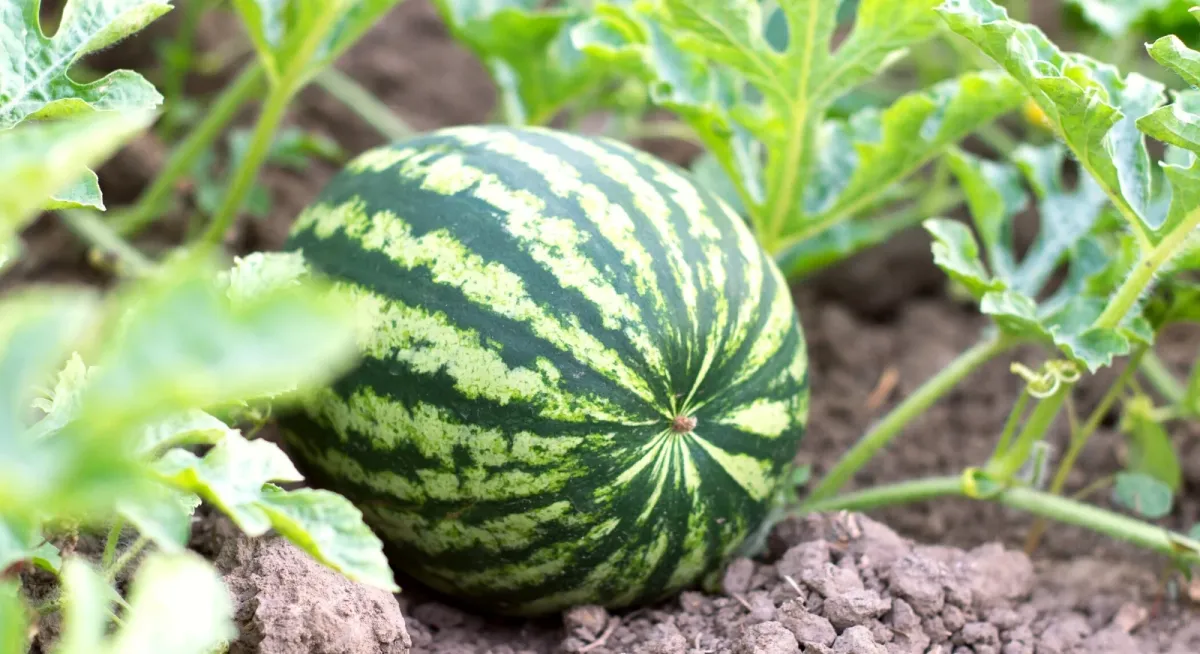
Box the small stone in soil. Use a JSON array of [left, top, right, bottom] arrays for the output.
[[832, 625, 886, 654], [823, 589, 891, 630], [734, 621, 800, 654]]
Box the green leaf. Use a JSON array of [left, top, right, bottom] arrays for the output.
[[1122, 395, 1184, 491], [218, 250, 313, 304], [803, 71, 1025, 229], [1066, 0, 1174, 38], [135, 410, 236, 458], [0, 0, 170, 128], [776, 211, 926, 278], [233, 0, 402, 83], [115, 485, 201, 552], [0, 580, 27, 654], [923, 218, 1003, 300], [54, 558, 115, 654], [26, 352, 95, 441], [944, 147, 1027, 283], [256, 486, 398, 591], [0, 289, 151, 519], [0, 111, 152, 235], [659, 0, 781, 105], [155, 434, 398, 591], [54, 553, 235, 654], [44, 173, 105, 212], [981, 291, 1131, 371], [1113, 471, 1174, 519], [75, 258, 360, 435], [1010, 144, 1110, 294], [0, 515, 40, 573], [938, 0, 1168, 237], [432, 0, 604, 125], [154, 432, 303, 536], [1146, 28, 1200, 90], [1137, 89, 1200, 156]]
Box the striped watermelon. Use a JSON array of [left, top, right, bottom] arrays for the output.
[[280, 125, 809, 616]]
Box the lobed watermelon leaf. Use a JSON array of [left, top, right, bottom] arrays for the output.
[[924, 145, 1145, 371], [0, 0, 171, 209], [938, 0, 1169, 243], [53, 553, 235, 654], [154, 432, 398, 591]]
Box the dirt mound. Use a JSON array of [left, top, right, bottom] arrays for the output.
[[402, 513, 1192, 653]]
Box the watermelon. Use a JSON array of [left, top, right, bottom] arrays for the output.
[[279, 125, 809, 616]]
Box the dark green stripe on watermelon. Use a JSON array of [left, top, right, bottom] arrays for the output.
[[279, 125, 809, 616]]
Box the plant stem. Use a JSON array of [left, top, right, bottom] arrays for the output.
[[800, 475, 1200, 564], [104, 536, 149, 584], [101, 518, 125, 569], [314, 67, 414, 142], [1094, 206, 1200, 329], [58, 210, 154, 276], [1140, 350, 1184, 407], [1184, 352, 1200, 417], [115, 63, 266, 237], [986, 385, 1069, 479], [802, 334, 1015, 505], [991, 390, 1029, 460], [1024, 349, 1144, 553], [196, 77, 296, 248]]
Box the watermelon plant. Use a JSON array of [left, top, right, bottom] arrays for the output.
[[7, 0, 1200, 641], [0, 0, 403, 650], [799, 0, 1200, 566]]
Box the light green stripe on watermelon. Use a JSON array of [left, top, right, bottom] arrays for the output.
[[294, 196, 660, 417], [331, 280, 631, 422], [281, 125, 808, 616]]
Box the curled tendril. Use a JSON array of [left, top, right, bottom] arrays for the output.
[[1011, 360, 1080, 398]]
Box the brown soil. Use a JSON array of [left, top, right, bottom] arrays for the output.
[[10, 0, 1200, 652]]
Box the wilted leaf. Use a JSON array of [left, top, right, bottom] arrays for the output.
[[257, 486, 398, 591], [1113, 471, 1174, 519], [938, 0, 1168, 238]]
